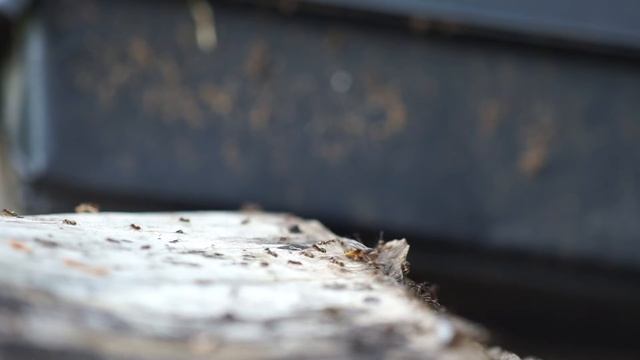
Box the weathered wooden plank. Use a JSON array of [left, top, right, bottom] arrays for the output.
[[0, 211, 532, 359]]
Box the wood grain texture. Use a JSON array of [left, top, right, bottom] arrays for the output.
[[0, 211, 532, 359]]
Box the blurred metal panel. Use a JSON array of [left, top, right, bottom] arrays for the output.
[[6, 0, 640, 272]]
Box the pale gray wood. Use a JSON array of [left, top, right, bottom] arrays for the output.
[[0, 211, 532, 359]]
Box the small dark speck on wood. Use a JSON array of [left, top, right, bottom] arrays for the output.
[[288, 225, 303, 234], [106, 238, 120, 244], [324, 283, 347, 290], [140, 245, 151, 250], [288, 260, 303, 266], [179, 217, 190, 223], [329, 257, 345, 267], [176, 229, 185, 234], [278, 244, 306, 251], [313, 244, 327, 253], [34, 238, 59, 248], [222, 313, 237, 322], [323, 307, 343, 318], [63, 219, 77, 226], [364, 296, 380, 304], [169, 239, 179, 243], [194, 279, 214, 285], [265, 248, 278, 257], [2, 209, 23, 218], [165, 259, 201, 268], [130, 224, 141, 230], [354, 283, 373, 291]]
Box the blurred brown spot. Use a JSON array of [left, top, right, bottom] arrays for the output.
[[478, 99, 502, 138], [10, 240, 31, 253], [64, 259, 109, 277], [188, 333, 220, 355], [249, 95, 272, 131], [277, 0, 299, 15], [129, 37, 152, 66], [222, 141, 243, 172], [188, 0, 218, 52], [240, 203, 263, 212], [317, 142, 347, 165], [199, 84, 233, 115], [345, 248, 367, 261], [142, 85, 204, 128], [325, 29, 346, 51], [519, 115, 554, 178], [141, 59, 204, 128], [408, 17, 431, 33], [245, 40, 271, 81], [366, 82, 407, 140], [75, 203, 100, 213]]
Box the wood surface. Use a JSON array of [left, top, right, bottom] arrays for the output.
[[0, 210, 535, 359]]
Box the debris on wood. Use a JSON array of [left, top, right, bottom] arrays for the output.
[[75, 203, 100, 213], [34, 238, 59, 248], [2, 208, 22, 218], [313, 243, 327, 253], [265, 247, 278, 257]]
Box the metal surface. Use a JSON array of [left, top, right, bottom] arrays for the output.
[[313, 0, 640, 53], [12, 0, 640, 269]]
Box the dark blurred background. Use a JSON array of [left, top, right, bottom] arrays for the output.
[[1, 1, 640, 359]]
